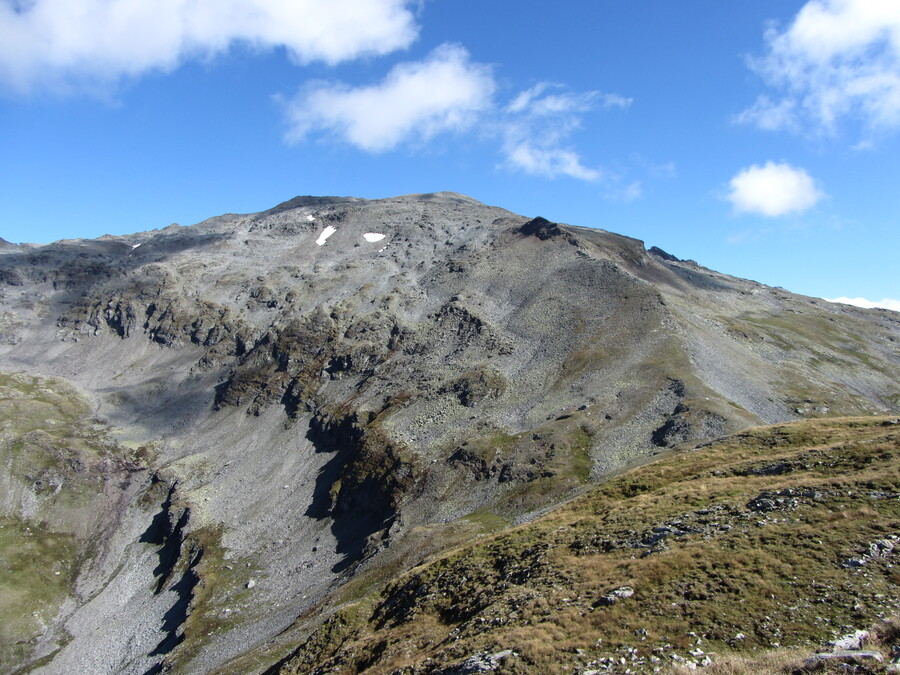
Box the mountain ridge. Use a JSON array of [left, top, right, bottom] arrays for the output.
[[0, 192, 897, 673]]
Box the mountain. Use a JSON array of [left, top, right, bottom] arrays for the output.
[[0, 192, 897, 674], [272, 415, 900, 674]]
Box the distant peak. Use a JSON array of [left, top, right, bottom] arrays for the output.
[[648, 246, 681, 262], [261, 192, 490, 219], [399, 191, 485, 204], [266, 195, 362, 216]]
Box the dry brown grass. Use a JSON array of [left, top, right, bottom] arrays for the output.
[[665, 648, 809, 674], [267, 416, 900, 674], [666, 617, 900, 675]]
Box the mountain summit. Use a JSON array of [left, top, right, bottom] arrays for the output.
[[0, 193, 897, 673]]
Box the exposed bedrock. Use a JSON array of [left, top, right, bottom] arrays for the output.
[[0, 192, 897, 673]]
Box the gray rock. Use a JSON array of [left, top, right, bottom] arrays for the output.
[[1, 191, 898, 674], [829, 629, 869, 650], [807, 650, 884, 664], [870, 539, 895, 557], [595, 586, 635, 607], [438, 649, 516, 674]]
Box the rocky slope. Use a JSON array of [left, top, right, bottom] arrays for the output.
[[268, 415, 900, 674], [0, 192, 897, 673]]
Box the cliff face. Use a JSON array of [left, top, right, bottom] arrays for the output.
[[0, 192, 897, 673]]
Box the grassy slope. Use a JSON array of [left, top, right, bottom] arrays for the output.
[[0, 371, 150, 673], [268, 416, 900, 674]]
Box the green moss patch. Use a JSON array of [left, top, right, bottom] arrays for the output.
[[0, 516, 78, 672], [0, 370, 154, 670]]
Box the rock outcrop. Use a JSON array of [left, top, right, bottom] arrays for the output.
[[0, 192, 897, 673]]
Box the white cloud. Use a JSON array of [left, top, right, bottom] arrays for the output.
[[505, 83, 629, 117], [629, 154, 677, 179], [739, 0, 900, 137], [0, 1, 630, 185], [502, 141, 602, 182], [620, 181, 643, 202], [505, 83, 631, 118], [286, 68, 618, 181], [735, 96, 799, 132], [600, 93, 633, 110], [825, 296, 900, 312], [283, 44, 494, 152], [727, 161, 824, 217], [499, 82, 630, 182], [0, 0, 419, 92]]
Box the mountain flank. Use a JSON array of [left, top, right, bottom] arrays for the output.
[[267, 415, 900, 674], [0, 192, 897, 673]]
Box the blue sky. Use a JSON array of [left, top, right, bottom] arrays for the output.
[[1, 0, 898, 309]]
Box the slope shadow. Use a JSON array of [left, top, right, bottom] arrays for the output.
[[303, 417, 393, 573], [0, 231, 230, 312], [147, 563, 199, 657], [139, 483, 191, 594], [137, 480, 200, 665]]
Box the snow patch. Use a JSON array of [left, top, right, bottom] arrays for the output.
[[316, 226, 337, 246], [306, 215, 315, 222], [131, 243, 141, 249], [363, 232, 386, 242]]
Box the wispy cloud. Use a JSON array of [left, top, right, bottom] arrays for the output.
[[283, 44, 494, 152], [618, 181, 643, 202], [285, 68, 631, 184], [825, 296, 900, 312], [630, 154, 677, 179], [3, 1, 633, 186], [506, 83, 631, 117], [500, 82, 630, 182], [725, 226, 775, 245], [501, 141, 602, 182], [506, 83, 597, 116], [727, 161, 824, 217], [0, 0, 419, 93], [600, 93, 633, 110], [738, 0, 900, 138]]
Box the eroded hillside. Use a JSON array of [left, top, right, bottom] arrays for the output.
[[0, 192, 897, 673], [266, 416, 900, 674]]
